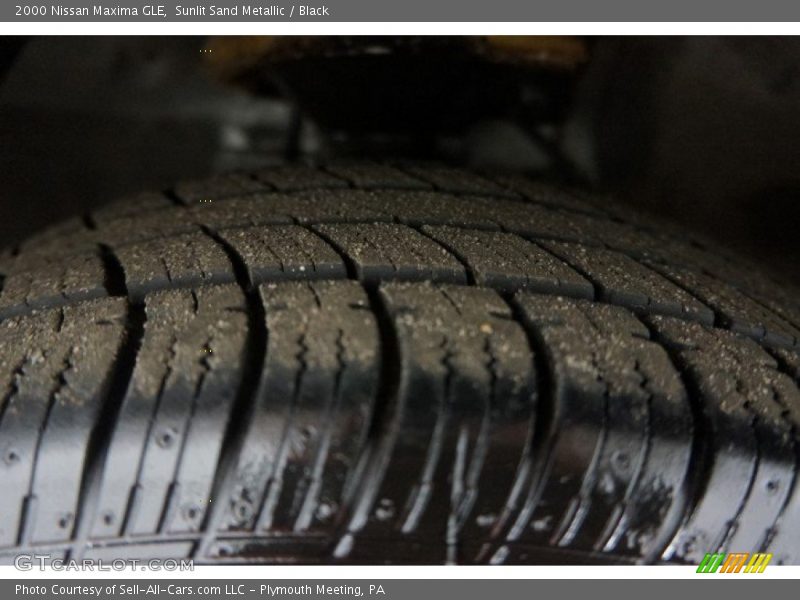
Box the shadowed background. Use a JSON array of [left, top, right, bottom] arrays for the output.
[[1, 36, 799, 281]]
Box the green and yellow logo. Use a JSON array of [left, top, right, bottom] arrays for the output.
[[697, 552, 772, 573]]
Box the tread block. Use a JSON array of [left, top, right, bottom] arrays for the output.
[[0, 253, 108, 320], [92, 285, 249, 538], [114, 232, 235, 302], [324, 163, 431, 190], [599, 226, 714, 270], [187, 197, 295, 230], [219, 281, 380, 536], [92, 192, 176, 224], [650, 317, 798, 562], [315, 223, 467, 285], [490, 175, 607, 216], [490, 202, 635, 248], [220, 225, 347, 284], [506, 295, 692, 559], [16, 217, 89, 250], [253, 165, 349, 192], [94, 200, 299, 249], [96, 209, 198, 247], [0, 298, 127, 546], [399, 165, 517, 198], [341, 283, 535, 563], [174, 173, 267, 203], [542, 241, 714, 325], [367, 191, 506, 229], [13, 219, 99, 269], [285, 190, 395, 223], [201, 190, 394, 225], [423, 225, 593, 298], [748, 286, 800, 344], [4, 239, 101, 272], [650, 262, 800, 348]]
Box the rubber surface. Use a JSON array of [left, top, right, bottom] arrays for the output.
[[1, 162, 800, 565]]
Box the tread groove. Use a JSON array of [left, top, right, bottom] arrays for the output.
[[482, 294, 553, 563], [98, 244, 129, 297], [595, 358, 654, 555], [414, 226, 477, 286], [255, 331, 307, 531], [640, 317, 721, 563], [120, 334, 177, 536], [294, 327, 346, 532], [331, 285, 402, 559], [21, 340, 74, 543], [194, 226, 269, 559], [68, 299, 145, 559], [306, 225, 359, 280]]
